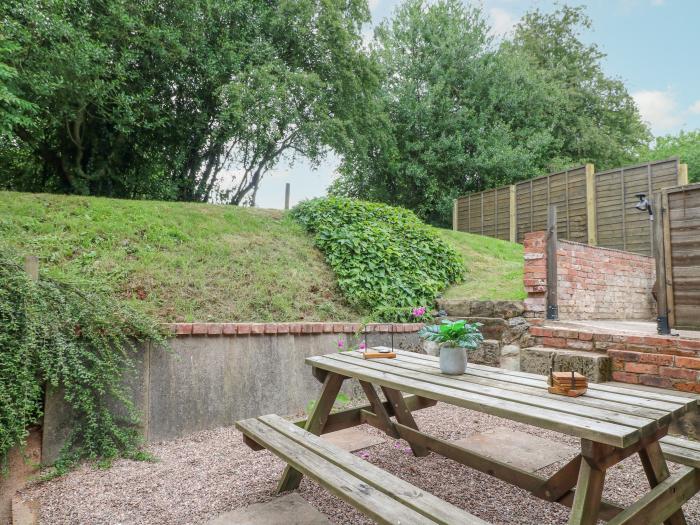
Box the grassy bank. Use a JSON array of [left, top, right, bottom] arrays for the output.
[[0, 192, 525, 321]]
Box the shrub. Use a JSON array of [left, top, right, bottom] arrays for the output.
[[291, 197, 463, 321], [0, 248, 167, 474]]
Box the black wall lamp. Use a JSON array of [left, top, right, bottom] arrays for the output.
[[634, 193, 653, 220]]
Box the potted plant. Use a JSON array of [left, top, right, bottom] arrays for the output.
[[418, 320, 483, 374]]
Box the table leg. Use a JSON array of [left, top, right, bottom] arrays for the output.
[[568, 442, 607, 525], [359, 381, 400, 439], [639, 441, 688, 525], [276, 372, 344, 493], [381, 387, 429, 457]]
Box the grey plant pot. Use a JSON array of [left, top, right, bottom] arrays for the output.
[[439, 344, 467, 375]]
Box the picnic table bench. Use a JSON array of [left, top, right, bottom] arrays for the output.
[[239, 348, 700, 524]]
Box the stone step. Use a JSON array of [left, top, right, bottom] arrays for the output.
[[520, 346, 611, 383], [437, 299, 525, 319]]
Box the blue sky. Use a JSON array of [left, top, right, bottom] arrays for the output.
[[255, 0, 700, 209]]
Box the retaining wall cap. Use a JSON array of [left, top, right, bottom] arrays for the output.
[[165, 322, 423, 336]]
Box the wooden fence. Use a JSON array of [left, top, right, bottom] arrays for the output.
[[453, 158, 688, 256], [654, 183, 700, 331]]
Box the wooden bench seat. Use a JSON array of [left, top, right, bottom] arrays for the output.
[[236, 414, 488, 525], [660, 434, 700, 468]]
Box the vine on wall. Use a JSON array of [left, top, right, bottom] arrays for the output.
[[0, 248, 166, 474]]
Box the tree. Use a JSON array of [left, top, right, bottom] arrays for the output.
[[332, 1, 650, 226], [508, 5, 651, 170], [0, 0, 375, 203], [333, 0, 568, 225], [639, 131, 700, 183]]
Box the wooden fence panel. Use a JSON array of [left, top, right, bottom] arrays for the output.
[[454, 158, 684, 255], [666, 184, 700, 330], [595, 159, 679, 256], [513, 166, 587, 243]]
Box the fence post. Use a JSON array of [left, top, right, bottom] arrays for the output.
[[546, 206, 558, 320], [509, 185, 517, 242], [452, 199, 458, 231], [284, 183, 291, 210], [585, 163, 597, 246], [679, 163, 689, 186], [652, 192, 671, 334], [24, 255, 39, 282]]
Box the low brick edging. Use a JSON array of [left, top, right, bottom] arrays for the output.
[[167, 322, 424, 336], [530, 325, 700, 392]]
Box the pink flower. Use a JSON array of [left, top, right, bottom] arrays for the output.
[[337, 340, 344, 348], [412, 306, 426, 318], [359, 342, 366, 351]]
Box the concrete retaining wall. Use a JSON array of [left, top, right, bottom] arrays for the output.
[[42, 323, 422, 463]]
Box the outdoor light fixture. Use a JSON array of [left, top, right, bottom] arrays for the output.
[[634, 193, 653, 220]]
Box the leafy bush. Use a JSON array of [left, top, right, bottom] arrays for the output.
[[291, 197, 463, 321], [0, 248, 166, 474]]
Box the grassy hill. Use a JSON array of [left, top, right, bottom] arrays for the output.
[[0, 192, 524, 321]]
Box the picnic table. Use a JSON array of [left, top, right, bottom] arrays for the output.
[[240, 349, 700, 525]]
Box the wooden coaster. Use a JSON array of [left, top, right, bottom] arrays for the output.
[[363, 352, 396, 359], [548, 385, 587, 397]]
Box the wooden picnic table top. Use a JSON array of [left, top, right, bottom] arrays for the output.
[[306, 349, 697, 449]]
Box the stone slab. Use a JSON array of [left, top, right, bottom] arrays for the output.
[[206, 494, 330, 525], [454, 427, 576, 472], [520, 346, 611, 383], [321, 427, 385, 452]]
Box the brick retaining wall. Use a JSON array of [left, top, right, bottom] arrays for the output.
[[168, 322, 422, 336], [524, 231, 655, 320]]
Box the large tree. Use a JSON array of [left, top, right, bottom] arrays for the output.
[[507, 5, 650, 171], [0, 0, 375, 203], [333, 1, 650, 225]]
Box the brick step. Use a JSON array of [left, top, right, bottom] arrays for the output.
[[520, 346, 611, 383], [530, 324, 700, 357]]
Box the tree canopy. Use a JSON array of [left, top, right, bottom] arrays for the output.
[[332, 2, 651, 225], [0, 0, 376, 204], [639, 131, 700, 183]]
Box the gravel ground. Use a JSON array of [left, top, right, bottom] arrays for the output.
[[21, 403, 700, 525]]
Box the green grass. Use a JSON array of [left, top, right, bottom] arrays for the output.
[[0, 192, 525, 321], [0, 191, 359, 322], [437, 229, 525, 301]]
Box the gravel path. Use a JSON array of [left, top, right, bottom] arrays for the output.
[[21, 403, 700, 524]]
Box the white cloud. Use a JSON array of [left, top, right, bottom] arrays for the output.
[[632, 89, 684, 134], [489, 7, 517, 36], [368, 0, 380, 12], [689, 100, 700, 115]]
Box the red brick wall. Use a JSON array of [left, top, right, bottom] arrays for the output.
[[524, 231, 655, 320], [611, 351, 700, 393], [167, 322, 422, 336]]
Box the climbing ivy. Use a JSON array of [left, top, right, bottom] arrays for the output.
[[0, 248, 167, 474], [291, 197, 463, 321]]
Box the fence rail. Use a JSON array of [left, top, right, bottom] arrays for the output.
[[453, 158, 688, 256]]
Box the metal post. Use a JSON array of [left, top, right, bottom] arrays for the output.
[[284, 183, 291, 210], [652, 194, 671, 335], [24, 255, 39, 281], [546, 206, 558, 320]]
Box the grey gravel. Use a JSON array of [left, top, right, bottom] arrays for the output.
[[21, 403, 700, 524]]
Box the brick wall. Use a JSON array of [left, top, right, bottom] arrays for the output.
[[523, 231, 655, 320], [167, 322, 422, 336]]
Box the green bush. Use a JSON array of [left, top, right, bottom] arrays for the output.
[[0, 248, 166, 474], [291, 197, 463, 321]]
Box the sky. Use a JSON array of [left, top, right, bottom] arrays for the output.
[[254, 0, 700, 209]]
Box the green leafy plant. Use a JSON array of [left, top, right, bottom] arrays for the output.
[[418, 320, 483, 349], [291, 197, 464, 321], [0, 248, 167, 475]]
